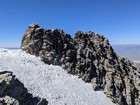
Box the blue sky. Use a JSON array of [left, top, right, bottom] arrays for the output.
[[0, 0, 140, 47]]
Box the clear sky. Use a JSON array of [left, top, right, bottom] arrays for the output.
[[0, 0, 140, 47]]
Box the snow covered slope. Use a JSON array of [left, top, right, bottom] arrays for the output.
[[0, 48, 114, 105]]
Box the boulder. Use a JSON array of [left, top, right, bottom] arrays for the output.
[[0, 71, 48, 105]]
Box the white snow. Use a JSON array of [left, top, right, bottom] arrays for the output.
[[0, 48, 114, 105]]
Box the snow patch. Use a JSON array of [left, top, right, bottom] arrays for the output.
[[0, 48, 114, 105]]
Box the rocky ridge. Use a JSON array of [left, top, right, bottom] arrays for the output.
[[21, 24, 140, 105], [0, 71, 48, 105]]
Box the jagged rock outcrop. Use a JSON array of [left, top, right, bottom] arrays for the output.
[[0, 71, 48, 105], [21, 23, 140, 105]]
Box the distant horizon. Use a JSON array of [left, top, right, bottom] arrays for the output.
[[1, 42, 140, 48]]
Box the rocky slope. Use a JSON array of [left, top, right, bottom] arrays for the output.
[[0, 71, 48, 105], [21, 24, 140, 105]]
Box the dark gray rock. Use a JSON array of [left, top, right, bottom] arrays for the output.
[[0, 71, 48, 105], [21, 23, 140, 105]]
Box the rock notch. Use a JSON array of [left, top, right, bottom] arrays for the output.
[[21, 24, 140, 105], [0, 71, 48, 105]]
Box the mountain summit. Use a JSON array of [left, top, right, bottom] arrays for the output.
[[21, 24, 140, 105]]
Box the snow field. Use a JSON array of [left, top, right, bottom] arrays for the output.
[[0, 48, 114, 105]]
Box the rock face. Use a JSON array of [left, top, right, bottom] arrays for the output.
[[21, 24, 140, 105], [0, 71, 48, 105]]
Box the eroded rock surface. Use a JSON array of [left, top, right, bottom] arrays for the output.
[[0, 71, 48, 105], [21, 23, 140, 105]]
